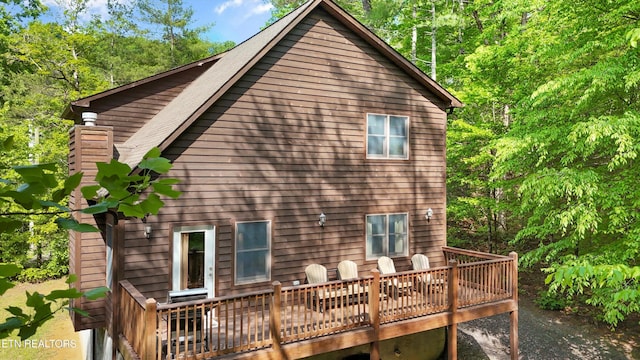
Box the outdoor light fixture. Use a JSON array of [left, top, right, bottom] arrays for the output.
[[144, 224, 152, 239], [142, 215, 152, 239], [425, 208, 433, 222], [319, 212, 327, 227]]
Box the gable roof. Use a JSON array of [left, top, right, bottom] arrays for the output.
[[71, 0, 462, 170], [62, 53, 224, 120]]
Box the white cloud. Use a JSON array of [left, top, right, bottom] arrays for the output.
[[215, 0, 272, 17], [42, 0, 123, 22], [249, 3, 273, 16], [215, 0, 244, 15]]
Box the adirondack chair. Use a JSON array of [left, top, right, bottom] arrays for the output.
[[411, 253, 444, 292], [377, 256, 413, 297], [337, 260, 368, 304], [305, 264, 348, 311]]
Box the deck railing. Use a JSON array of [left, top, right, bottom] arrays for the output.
[[117, 248, 518, 360], [279, 276, 372, 343], [156, 289, 274, 359], [119, 280, 157, 359]]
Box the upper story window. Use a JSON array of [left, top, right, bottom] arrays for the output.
[[235, 220, 271, 285], [366, 113, 409, 160], [366, 213, 409, 260]]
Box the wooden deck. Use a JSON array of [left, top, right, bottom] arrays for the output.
[[117, 247, 519, 360]]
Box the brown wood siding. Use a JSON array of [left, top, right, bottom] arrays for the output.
[[80, 66, 209, 144], [122, 8, 447, 301], [68, 126, 113, 330]]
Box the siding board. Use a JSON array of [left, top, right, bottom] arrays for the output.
[[117, 8, 448, 299]]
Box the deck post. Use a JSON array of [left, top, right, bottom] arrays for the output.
[[447, 259, 459, 360], [369, 269, 380, 360], [509, 252, 519, 360], [143, 298, 157, 360], [270, 281, 284, 360]]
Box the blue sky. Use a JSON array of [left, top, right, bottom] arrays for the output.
[[41, 0, 274, 44], [187, 0, 274, 43]]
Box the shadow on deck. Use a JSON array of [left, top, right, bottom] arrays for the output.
[[117, 247, 519, 360]]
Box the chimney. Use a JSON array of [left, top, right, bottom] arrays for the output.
[[82, 112, 97, 126], [68, 112, 113, 331]]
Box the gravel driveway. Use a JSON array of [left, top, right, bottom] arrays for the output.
[[455, 299, 632, 360]]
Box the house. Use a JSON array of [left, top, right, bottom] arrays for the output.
[[64, 1, 517, 359]]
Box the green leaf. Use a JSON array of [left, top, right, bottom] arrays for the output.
[[83, 286, 109, 300], [0, 263, 22, 278], [0, 218, 23, 233], [56, 218, 99, 232], [38, 200, 70, 211], [139, 156, 172, 173], [0, 317, 24, 336], [95, 160, 132, 179], [152, 182, 181, 199], [0, 278, 16, 296], [6, 306, 26, 318], [17, 323, 39, 340], [25, 291, 45, 308], [138, 193, 165, 215], [52, 172, 83, 202], [80, 185, 101, 200], [70, 308, 90, 317], [144, 147, 161, 159], [45, 288, 83, 300], [117, 202, 145, 218], [81, 202, 110, 214], [627, 28, 640, 48], [65, 172, 83, 193], [1, 135, 15, 150]]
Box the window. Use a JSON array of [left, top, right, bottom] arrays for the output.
[[235, 221, 271, 285], [366, 213, 408, 259], [366, 113, 409, 159]]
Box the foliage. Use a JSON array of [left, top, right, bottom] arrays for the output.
[[0, 268, 105, 340], [535, 289, 571, 312], [268, 0, 640, 326], [0, 145, 181, 339], [136, 0, 216, 68], [0, 0, 638, 337], [459, 0, 640, 326], [545, 259, 640, 327]]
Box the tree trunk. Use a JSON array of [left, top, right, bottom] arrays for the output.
[[362, 0, 371, 14]]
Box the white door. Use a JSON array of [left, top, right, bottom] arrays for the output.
[[172, 225, 215, 298]]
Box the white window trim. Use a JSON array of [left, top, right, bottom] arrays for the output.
[[172, 225, 215, 298], [234, 220, 272, 285], [106, 224, 113, 289], [366, 113, 410, 160], [365, 212, 409, 260]]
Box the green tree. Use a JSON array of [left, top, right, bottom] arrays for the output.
[[136, 0, 214, 68], [468, 0, 640, 326], [268, 0, 640, 326], [0, 142, 181, 339]]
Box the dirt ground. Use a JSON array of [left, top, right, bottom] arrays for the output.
[[455, 269, 640, 360]]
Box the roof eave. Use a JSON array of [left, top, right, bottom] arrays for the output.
[[151, 0, 323, 158], [61, 52, 227, 121]]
